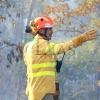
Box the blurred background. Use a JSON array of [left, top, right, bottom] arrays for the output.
[[0, 0, 100, 100]]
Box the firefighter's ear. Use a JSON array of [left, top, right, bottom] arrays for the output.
[[38, 28, 45, 34]]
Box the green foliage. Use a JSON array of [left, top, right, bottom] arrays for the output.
[[0, 0, 100, 99]]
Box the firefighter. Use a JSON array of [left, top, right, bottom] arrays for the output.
[[24, 42, 59, 100], [23, 15, 97, 100]]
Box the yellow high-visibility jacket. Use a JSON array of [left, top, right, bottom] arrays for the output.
[[23, 41, 58, 97], [23, 34, 85, 100]]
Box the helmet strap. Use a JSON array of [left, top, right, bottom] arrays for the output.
[[44, 28, 48, 37], [38, 28, 50, 40]]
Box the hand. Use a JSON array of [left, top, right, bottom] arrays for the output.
[[53, 90, 60, 100], [82, 29, 97, 41]]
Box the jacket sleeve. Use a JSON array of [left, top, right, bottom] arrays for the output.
[[23, 43, 31, 97], [23, 42, 31, 65], [45, 35, 86, 54]]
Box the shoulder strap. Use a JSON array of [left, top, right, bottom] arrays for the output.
[[61, 52, 65, 62]]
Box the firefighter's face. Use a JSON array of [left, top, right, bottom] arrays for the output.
[[46, 28, 53, 40], [39, 28, 53, 40]]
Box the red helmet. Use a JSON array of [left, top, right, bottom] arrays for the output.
[[35, 16, 54, 30], [30, 16, 54, 35]]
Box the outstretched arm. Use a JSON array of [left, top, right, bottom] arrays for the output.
[[46, 30, 97, 54]]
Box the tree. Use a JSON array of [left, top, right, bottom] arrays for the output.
[[0, 0, 100, 99]]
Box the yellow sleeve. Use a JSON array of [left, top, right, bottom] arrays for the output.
[[46, 35, 85, 54], [23, 42, 31, 65], [57, 35, 85, 54]]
